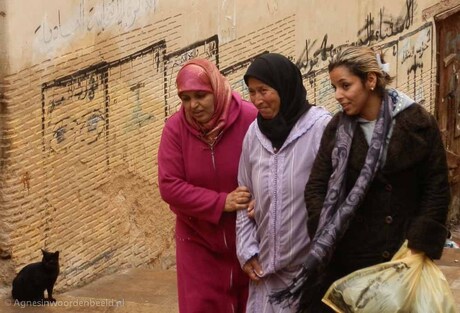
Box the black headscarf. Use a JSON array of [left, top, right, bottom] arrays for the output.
[[244, 53, 311, 150]]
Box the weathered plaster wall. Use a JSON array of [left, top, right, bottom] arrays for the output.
[[0, 0, 455, 291]]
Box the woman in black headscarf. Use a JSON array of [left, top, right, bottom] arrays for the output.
[[245, 53, 312, 150], [236, 53, 331, 313]]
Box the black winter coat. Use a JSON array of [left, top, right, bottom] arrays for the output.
[[305, 103, 450, 276]]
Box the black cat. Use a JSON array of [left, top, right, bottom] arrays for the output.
[[12, 249, 60, 303]]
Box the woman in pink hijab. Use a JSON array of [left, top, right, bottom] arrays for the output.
[[158, 59, 257, 313]]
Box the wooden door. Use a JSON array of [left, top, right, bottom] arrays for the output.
[[436, 11, 460, 221]]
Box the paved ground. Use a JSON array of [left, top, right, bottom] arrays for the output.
[[1, 227, 459, 313], [0, 269, 179, 313]]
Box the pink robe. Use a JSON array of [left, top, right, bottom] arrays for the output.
[[158, 92, 257, 313]]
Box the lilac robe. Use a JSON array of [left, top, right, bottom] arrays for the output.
[[236, 106, 331, 312]]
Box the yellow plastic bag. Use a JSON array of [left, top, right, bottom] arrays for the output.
[[322, 241, 458, 313]]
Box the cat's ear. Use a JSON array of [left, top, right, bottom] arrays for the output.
[[41, 249, 45, 255], [54, 251, 59, 258]]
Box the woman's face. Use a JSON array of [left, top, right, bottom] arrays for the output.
[[179, 91, 215, 124], [247, 77, 281, 120], [329, 65, 372, 117]]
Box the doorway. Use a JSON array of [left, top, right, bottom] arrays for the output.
[[436, 10, 460, 222]]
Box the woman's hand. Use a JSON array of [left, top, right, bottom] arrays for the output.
[[224, 186, 252, 212], [247, 199, 256, 219], [243, 255, 263, 281]]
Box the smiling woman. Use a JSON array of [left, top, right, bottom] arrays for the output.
[[236, 53, 331, 313], [246, 77, 281, 120]]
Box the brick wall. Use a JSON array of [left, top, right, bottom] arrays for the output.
[[0, 14, 183, 291], [0, 10, 300, 291]]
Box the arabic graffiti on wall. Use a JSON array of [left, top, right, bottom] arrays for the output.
[[34, 0, 157, 53], [296, 0, 417, 77], [294, 0, 432, 108], [40, 0, 434, 153]]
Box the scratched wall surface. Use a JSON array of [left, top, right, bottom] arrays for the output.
[[0, 0, 448, 291]]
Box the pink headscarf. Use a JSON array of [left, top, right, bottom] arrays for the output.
[[176, 59, 232, 144]]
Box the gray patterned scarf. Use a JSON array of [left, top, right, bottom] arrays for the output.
[[271, 91, 393, 311]]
